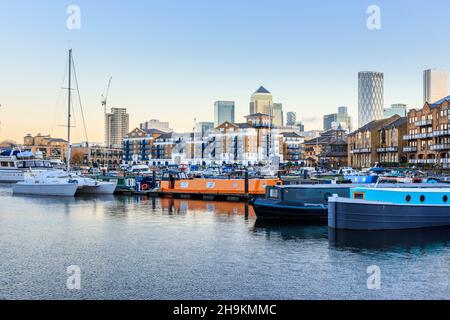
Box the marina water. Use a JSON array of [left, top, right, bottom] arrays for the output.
[[1, 184, 450, 300]]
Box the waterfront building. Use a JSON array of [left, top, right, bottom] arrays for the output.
[[214, 101, 235, 127], [71, 142, 122, 169], [122, 128, 166, 165], [194, 122, 215, 162], [281, 132, 304, 164], [347, 115, 401, 169], [272, 103, 284, 127], [303, 128, 347, 168], [403, 95, 450, 168], [23, 133, 67, 161], [210, 115, 283, 165], [384, 104, 407, 118], [376, 117, 407, 165], [105, 107, 129, 148], [424, 69, 448, 104], [250, 86, 272, 115], [323, 106, 352, 132], [139, 119, 172, 132], [358, 72, 384, 128], [286, 112, 297, 126]]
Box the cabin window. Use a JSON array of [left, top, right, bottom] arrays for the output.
[[0, 161, 8, 167], [268, 188, 279, 199], [406, 195, 412, 202], [420, 195, 426, 203], [353, 192, 365, 200], [444, 195, 448, 203]]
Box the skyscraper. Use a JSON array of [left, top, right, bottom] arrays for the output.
[[214, 101, 235, 127], [323, 106, 352, 132], [105, 107, 129, 148], [358, 71, 384, 128], [272, 103, 284, 127], [423, 69, 448, 104], [383, 104, 407, 118], [250, 86, 273, 115], [286, 112, 297, 126]]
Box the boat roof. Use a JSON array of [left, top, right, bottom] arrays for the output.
[[354, 187, 450, 192], [281, 183, 450, 189]]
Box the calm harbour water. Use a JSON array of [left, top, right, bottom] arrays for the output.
[[1, 184, 450, 300]]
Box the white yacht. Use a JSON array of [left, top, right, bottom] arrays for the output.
[[0, 150, 53, 183], [12, 170, 78, 197]]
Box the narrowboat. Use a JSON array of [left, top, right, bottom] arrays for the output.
[[251, 184, 357, 221], [329, 187, 450, 230], [252, 183, 450, 221], [157, 171, 280, 200]]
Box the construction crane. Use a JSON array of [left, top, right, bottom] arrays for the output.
[[101, 77, 112, 115]]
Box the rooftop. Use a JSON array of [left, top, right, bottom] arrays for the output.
[[254, 86, 271, 94]]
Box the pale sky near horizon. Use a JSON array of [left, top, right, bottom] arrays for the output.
[[1, 0, 450, 143]]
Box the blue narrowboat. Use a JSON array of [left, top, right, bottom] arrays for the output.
[[329, 187, 450, 230]]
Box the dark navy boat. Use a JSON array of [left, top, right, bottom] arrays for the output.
[[251, 184, 356, 221]]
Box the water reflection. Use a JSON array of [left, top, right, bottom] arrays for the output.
[[252, 219, 328, 241], [329, 227, 450, 251]]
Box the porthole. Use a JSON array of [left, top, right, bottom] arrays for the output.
[[420, 195, 425, 203], [444, 195, 448, 203], [405, 195, 412, 202]]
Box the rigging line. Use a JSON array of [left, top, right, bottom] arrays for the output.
[[71, 54, 89, 144], [50, 59, 69, 137]]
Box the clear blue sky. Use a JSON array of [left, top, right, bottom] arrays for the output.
[[1, 0, 450, 142]]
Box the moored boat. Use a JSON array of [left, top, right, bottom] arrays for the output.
[[329, 187, 450, 230], [12, 171, 78, 197], [251, 184, 357, 221]]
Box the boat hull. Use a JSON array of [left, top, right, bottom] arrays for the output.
[[329, 198, 450, 230], [252, 199, 328, 221], [76, 182, 117, 195], [12, 183, 78, 197]]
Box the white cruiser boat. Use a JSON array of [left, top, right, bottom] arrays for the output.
[[0, 150, 53, 183], [12, 170, 78, 197]]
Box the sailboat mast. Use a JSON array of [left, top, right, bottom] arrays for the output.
[[67, 49, 72, 171]]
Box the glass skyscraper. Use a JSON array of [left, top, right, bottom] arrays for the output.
[[214, 101, 235, 127], [358, 71, 384, 128]]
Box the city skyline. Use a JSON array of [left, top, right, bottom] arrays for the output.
[[2, 0, 450, 143]]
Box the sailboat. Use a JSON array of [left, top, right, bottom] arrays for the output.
[[61, 49, 117, 195], [12, 49, 116, 196]]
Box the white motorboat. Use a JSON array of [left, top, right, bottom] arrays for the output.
[[0, 150, 54, 183], [71, 174, 117, 195], [12, 170, 78, 197]]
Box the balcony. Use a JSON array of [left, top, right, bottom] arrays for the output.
[[430, 144, 450, 151], [409, 159, 437, 164], [377, 146, 398, 153], [414, 119, 433, 127], [351, 147, 371, 154], [440, 158, 450, 164], [432, 130, 450, 137], [403, 133, 433, 140], [403, 146, 417, 153]]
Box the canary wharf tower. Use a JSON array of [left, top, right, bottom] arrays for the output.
[[358, 71, 384, 128]]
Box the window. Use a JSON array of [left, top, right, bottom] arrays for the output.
[[444, 195, 448, 203], [354, 192, 365, 200], [420, 195, 425, 203], [406, 195, 412, 202]]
